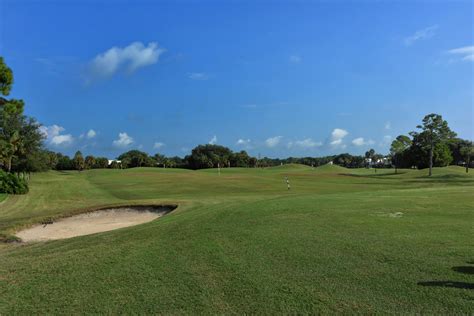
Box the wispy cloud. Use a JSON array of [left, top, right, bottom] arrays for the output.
[[265, 136, 283, 148], [209, 135, 217, 145], [352, 137, 375, 146], [384, 122, 391, 130], [113, 132, 134, 148], [236, 138, 251, 146], [288, 138, 322, 149], [87, 42, 165, 80], [447, 46, 474, 62], [404, 25, 438, 46], [188, 72, 209, 80], [153, 142, 165, 149], [289, 55, 302, 63], [330, 128, 348, 148]]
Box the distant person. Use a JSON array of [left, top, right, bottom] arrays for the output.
[[285, 176, 290, 190]]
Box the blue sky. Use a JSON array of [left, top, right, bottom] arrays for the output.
[[1, 0, 473, 158]]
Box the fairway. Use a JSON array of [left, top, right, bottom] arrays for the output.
[[0, 165, 473, 314]]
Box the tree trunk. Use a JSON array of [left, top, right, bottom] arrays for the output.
[[467, 157, 470, 173], [429, 142, 433, 177], [6, 156, 12, 173]]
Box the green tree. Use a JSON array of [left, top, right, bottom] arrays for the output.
[[0, 57, 13, 95], [410, 114, 456, 176], [118, 150, 153, 168], [186, 144, 233, 169], [93, 157, 109, 169], [84, 155, 96, 170], [73, 151, 85, 171], [56, 154, 73, 170], [460, 141, 473, 173], [390, 135, 412, 174]]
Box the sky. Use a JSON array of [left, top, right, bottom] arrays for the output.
[[1, 0, 473, 159]]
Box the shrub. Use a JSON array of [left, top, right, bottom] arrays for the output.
[[0, 170, 29, 194]]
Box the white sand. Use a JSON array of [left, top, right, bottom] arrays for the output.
[[16, 207, 172, 242]]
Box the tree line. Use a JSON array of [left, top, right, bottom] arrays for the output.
[[1, 57, 473, 194]]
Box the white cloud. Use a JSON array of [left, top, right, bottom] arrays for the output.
[[352, 137, 375, 146], [385, 121, 391, 130], [51, 134, 74, 146], [40, 124, 74, 146], [153, 142, 165, 149], [236, 138, 251, 146], [404, 25, 438, 46], [40, 124, 64, 138], [265, 136, 282, 148], [209, 135, 217, 145], [113, 132, 134, 148], [188, 72, 209, 80], [447, 46, 474, 62], [289, 138, 322, 149], [86, 129, 96, 139], [89, 42, 165, 78], [289, 55, 302, 63], [330, 128, 348, 147]]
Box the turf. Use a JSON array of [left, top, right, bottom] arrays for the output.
[[0, 165, 473, 313]]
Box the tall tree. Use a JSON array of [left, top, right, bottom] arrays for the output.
[[410, 114, 456, 176], [460, 141, 473, 173], [84, 155, 96, 170], [390, 135, 412, 174], [73, 151, 85, 171]]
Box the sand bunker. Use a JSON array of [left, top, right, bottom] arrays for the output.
[[16, 205, 176, 242]]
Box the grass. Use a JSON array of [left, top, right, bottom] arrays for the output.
[[0, 165, 473, 313], [0, 194, 6, 203]]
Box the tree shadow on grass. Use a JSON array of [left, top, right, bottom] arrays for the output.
[[417, 281, 474, 290], [452, 266, 474, 275], [418, 263, 474, 290], [340, 172, 407, 179]]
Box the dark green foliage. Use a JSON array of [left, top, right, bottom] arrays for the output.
[[0, 57, 13, 96], [55, 154, 73, 170], [0, 170, 28, 194], [84, 155, 95, 169], [93, 157, 109, 169], [73, 151, 85, 171], [230, 150, 252, 167], [185, 144, 233, 169], [118, 150, 156, 168], [12, 150, 52, 173]]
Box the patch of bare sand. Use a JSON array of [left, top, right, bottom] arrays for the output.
[[16, 206, 175, 242]]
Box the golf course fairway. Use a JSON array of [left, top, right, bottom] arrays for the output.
[[0, 164, 473, 313]]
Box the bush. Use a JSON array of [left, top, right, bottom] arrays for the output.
[[0, 170, 29, 194]]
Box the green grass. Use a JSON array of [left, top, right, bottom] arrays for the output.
[[0, 194, 6, 203], [0, 165, 473, 313]]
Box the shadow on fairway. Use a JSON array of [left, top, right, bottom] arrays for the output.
[[452, 266, 474, 275], [417, 281, 474, 290], [340, 172, 407, 179]]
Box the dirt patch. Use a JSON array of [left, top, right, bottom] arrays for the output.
[[16, 205, 176, 242]]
